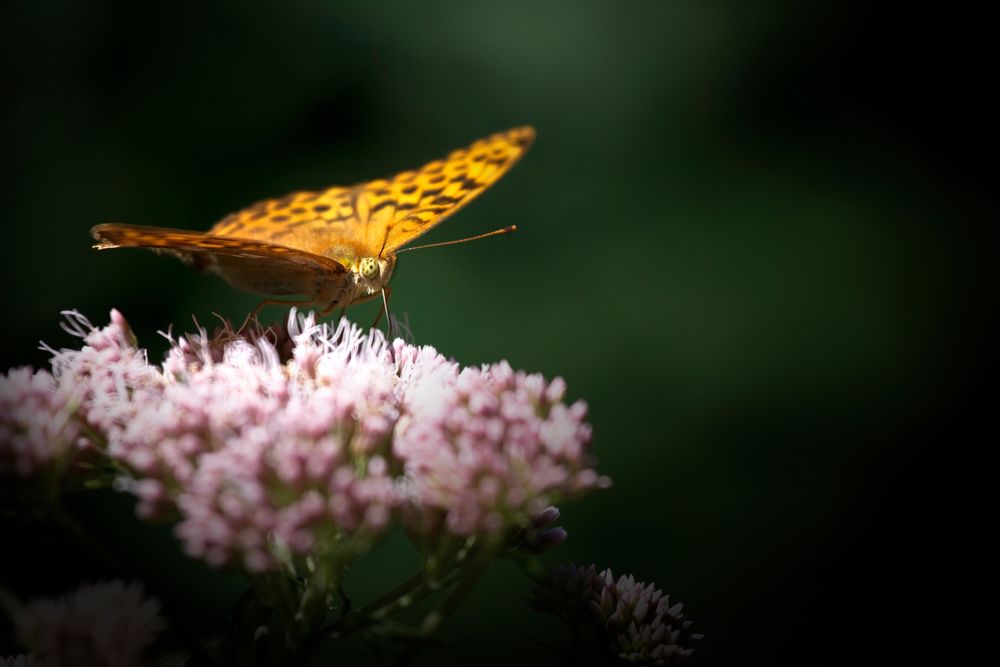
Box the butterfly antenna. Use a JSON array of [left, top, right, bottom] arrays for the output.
[[395, 225, 517, 254]]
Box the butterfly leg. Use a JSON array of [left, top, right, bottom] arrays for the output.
[[235, 311, 261, 336]]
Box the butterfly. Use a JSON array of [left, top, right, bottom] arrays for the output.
[[91, 126, 535, 321]]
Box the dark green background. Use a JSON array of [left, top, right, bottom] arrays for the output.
[[1, 1, 989, 664]]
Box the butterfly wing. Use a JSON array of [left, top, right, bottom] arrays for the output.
[[91, 223, 348, 299], [203, 127, 535, 259], [366, 126, 535, 254], [207, 186, 366, 258]]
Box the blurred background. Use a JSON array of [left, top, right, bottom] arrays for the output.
[[0, 1, 990, 664]]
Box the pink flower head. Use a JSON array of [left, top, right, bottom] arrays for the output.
[[16, 308, 610, 572], [593, 568, 702, 664], [0, 367, 80, 477], [531, 564, 702, 664], [15, 580, 164, 667], [44, 310, 158, 449], [394, 359, 609, 539], [115, 313, 402, 571]]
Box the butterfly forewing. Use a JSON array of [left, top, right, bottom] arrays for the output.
[[374, 126, 535, 254], [208, 186, 364, 257], [201, 126, 535, 258]]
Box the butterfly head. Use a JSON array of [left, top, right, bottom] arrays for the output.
[[352, 254, 395, 292], [359, 257, 380, 281]]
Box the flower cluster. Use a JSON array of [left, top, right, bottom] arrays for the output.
[[0, 310, 607, 573], [112, 315, 401, 571], [0, 367, 80, 478], [395, 358, 607, 540], [530, 564, 701, 664], [13, 580, 164, 667], [45, 310, 159, 451]]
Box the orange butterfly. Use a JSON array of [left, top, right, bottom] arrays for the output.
[[92, 126, 535, 319]]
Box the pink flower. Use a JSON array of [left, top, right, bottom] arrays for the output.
[[1, 309, 152, 480], [531, 564, 702, 664], [44, 310, 158, 450], [12, 308, 609, 572], [394, 359, 610, 539], [15, 580, 164, 667], [0, 367, 81, 477], [596, 568, 703, 664], [114, 314, 403, 571]]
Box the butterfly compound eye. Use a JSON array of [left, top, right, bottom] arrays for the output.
[[360, 257, 379, 280]]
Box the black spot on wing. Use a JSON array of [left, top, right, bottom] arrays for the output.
[[450, 175, 480, 191], [370, 199, 397, 214]]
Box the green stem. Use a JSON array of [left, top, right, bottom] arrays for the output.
[[417, 542, 497, 636], [355, 570, 426, 619], [324, 570, 427, 638], [386, 544, 499, 666], [324, 538, 500, 647], [324, 562, 468, 640], [289, 557, 349, 664], [296, 557, 343, 636], [377, 568, 462, 623], [252, 571, 298, 630]]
